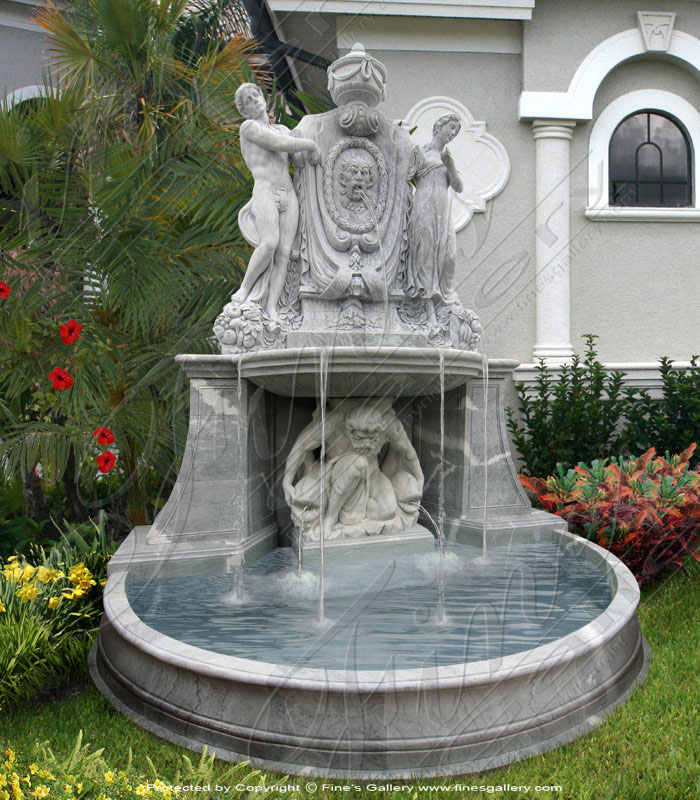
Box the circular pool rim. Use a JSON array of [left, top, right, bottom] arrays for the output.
[[91, 527, 650, 777], [110, 532, 634, 689]]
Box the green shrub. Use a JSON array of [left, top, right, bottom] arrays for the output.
[[506, 334, 628, 476], [0, 614, 92, 709], [623, 356, 700, 458], [507, 336, 700, 477]]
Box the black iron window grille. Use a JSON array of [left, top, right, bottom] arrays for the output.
[[609, 110, 692, 207]]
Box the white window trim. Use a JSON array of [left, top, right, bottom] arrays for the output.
[[586, 89, 700, 221], [519, 28, 700, 121]]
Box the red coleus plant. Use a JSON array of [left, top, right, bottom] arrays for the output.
[[0, 281, 10, 299], [59, 319, 82, 344], [94, 426, 115, 445], [520, 445, 700, 585], [48, 367, 74, 391], [97, 451, 117, 474]]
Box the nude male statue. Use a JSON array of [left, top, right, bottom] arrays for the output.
[[232, 83, 320, 321]]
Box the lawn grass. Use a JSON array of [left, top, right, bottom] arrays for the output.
[[3, 558, 700, 800]]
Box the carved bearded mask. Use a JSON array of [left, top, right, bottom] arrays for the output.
[[338, 156, 376, 213]]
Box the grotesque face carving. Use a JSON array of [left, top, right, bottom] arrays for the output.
[[346, 406, 388, 456], [338, 154, 376, 214]]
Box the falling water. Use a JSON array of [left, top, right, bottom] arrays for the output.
[[232, 563, 245, 602], [475, 353, 490, 565], [360, 190, 391, 335], [296, 518, 304, 579], [436, 349, 447, 624], [236, 354, 246, 595], [318, 348, 329, 625], [225, 354, 246, 603]]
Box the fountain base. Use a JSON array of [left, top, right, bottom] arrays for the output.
[[91, 526, 649, 778]]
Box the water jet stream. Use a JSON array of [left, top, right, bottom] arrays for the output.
[[437, 349, 446, 623], [318, 348, 329, 624]]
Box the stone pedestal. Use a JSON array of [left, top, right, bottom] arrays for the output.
[[414, 358, 547, 545], [139, 355, 277, 570]]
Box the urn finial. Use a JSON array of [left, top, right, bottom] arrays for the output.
[[327, 42, 387, 108]]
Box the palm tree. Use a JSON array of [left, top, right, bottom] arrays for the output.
[[0, 0, 262, 527]]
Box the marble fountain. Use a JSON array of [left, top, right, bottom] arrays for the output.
[[90, 45, 650, 778]]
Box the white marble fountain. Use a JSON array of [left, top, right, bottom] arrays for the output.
[[90, 45, 649, 777]]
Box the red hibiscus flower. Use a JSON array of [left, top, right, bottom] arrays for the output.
[[97, 451, 117, 474], [59, 319, 82, 345], [0, 282, 10, 299], [48, 367, 74, 390], [94, 426, 115, 445]]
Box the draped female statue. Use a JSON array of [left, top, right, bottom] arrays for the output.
[[405, 113, 464, 330]]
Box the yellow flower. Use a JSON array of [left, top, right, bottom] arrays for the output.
[[48, 597, 61, 609], [1, 564, 21, 582], [64, 786, 72, 792], [34, 566, 51, 584], [135, 786, 148, 797], [46, 569, 65, 584], [0, 776, 7, 787], [38, 771, 54, 782], [61, 589, 85, 601], [6, 556, 19, 563], [30, 786, 49, 798], [104, 772, 114, 785], [0, 600, 5, 613], [20, 565, 37, 584], [4, 750, 15, 763], [75, 783, 82, 794], [0, 789, 8, 800], [16, 583, 40, 602], [28, 766, 38, 776], [68, 564, 93, 586]]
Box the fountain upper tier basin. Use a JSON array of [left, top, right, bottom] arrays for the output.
[[176, 348, 508, 398]]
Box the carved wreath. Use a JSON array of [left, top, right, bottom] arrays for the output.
[[323, 137, 389, 235]]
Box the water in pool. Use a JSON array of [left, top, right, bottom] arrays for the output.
[[127, 541, 612, 671]]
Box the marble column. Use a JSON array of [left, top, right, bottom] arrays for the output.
[[532, 119, 576, 363]]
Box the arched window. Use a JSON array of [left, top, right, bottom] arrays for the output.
[[609, 111, 692, 207]]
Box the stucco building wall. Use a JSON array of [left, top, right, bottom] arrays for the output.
[[571, 59, 700, 362], [0, 4, 46, 98], [522, 0, 700, 92]]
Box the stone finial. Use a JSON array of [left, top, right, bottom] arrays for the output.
[[327, 43, 387, 108]]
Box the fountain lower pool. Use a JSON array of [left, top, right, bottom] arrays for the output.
[[128, 542, 611, 671], [93, 524, 648, 778]]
